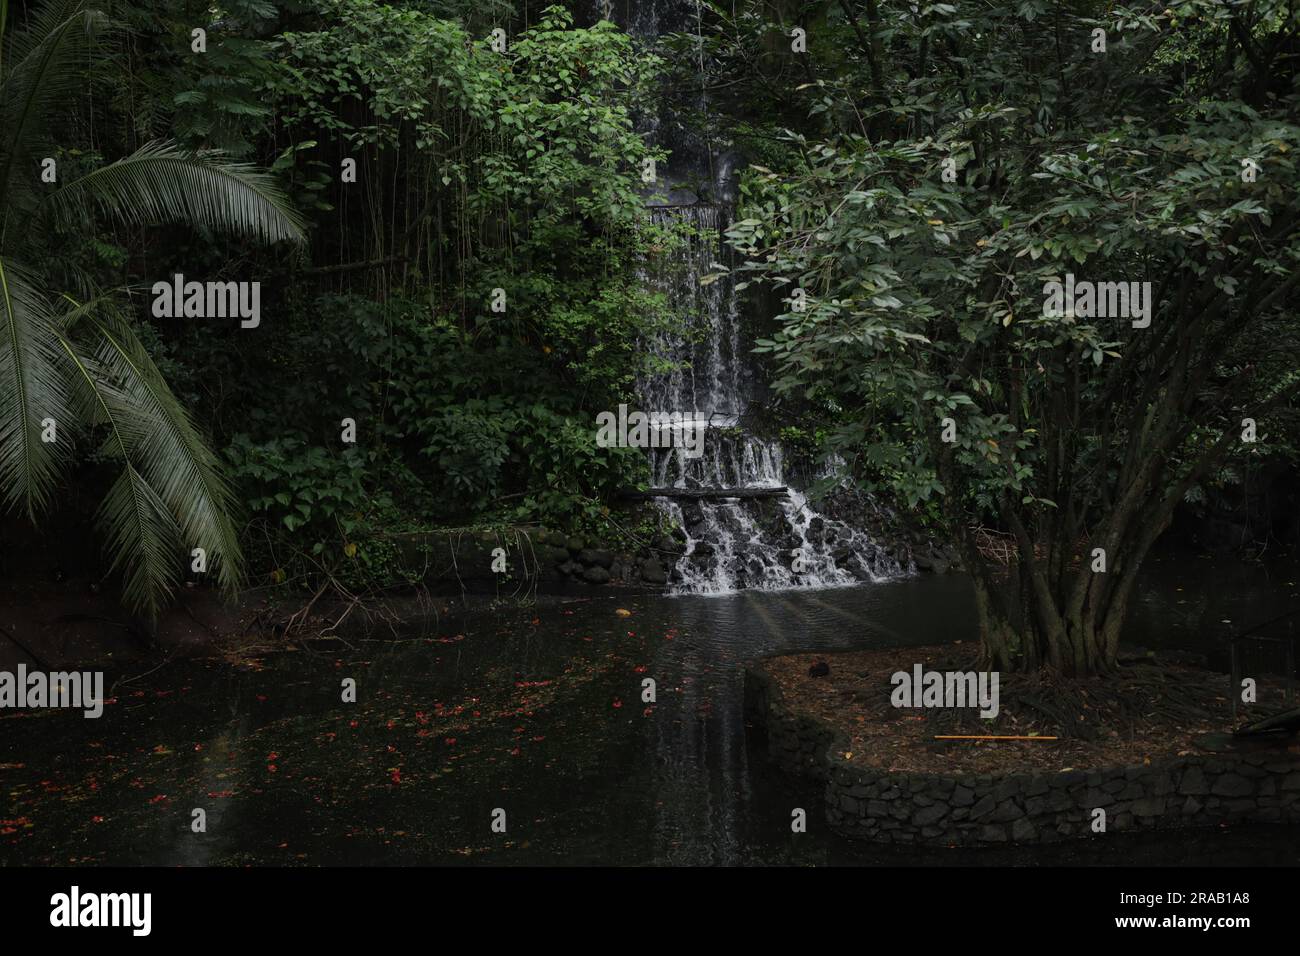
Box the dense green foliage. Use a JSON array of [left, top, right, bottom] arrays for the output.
[[6, 0, 1299, 673], [0, 0, 306, 614], [3, 0, 678, 605], [687, 0, 1300, 672]]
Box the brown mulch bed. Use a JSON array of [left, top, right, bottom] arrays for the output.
[[761, 644, 1295, 775]]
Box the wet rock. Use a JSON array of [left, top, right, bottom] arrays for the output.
[[912, 804, 947, 827], [993, 779, 1020, 801], [968, 794, 997, 820], [1131, 797, 1166, 817], [583, 566, 611, 584], [1179, 766, 1208, 795], [540, 545, 570, 565], [1211, 774, 1254, 797], [1011, 818, 1038, 842], [579, 549, 614, 568], [640, 557, 668, 585], [990, 799, 1023, 823]]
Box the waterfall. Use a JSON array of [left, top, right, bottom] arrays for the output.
[[616, 0, 908, 593], [635, 205, 908, 594]]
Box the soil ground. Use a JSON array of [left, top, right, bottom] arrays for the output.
[[760, 644, 1300, 774]]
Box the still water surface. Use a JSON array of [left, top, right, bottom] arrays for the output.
[[3, 550, 1299, 866]]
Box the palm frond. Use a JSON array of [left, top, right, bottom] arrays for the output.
[[94, 462, 182, 618], [0, 256, 72, 517], [60, 305, 245, 607], [0, 2, 109, 236], [43, 140, 308, 246], [55, 309, 184, 615], [2, 0, 98, 67]]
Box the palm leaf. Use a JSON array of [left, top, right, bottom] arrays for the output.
[[74, 306, 244, 602], [0, 1, 109, 235], [42, 140, 308, 245], [55, 302, 187, 615], [0, 256, 72, 517], [94, 462, 182, 618]]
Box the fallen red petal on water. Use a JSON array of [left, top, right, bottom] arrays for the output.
[[256, 695, 268, 702], [612, 698, 623, 709]]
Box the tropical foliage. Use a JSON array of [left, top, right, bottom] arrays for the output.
[[696, 0, 1300, 673], [0, 0, 305, 614]]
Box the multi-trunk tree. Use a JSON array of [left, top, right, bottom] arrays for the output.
[[716, 0, 1300, 674]]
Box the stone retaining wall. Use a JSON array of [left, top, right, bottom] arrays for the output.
[[745, 663, 1300, 845]]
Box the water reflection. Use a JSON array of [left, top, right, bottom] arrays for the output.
[[2, 549, 1299, 866]]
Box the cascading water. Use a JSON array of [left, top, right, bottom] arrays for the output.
[[617, 0, 908, 594], [635, 205, 908, 594]]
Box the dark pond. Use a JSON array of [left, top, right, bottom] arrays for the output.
[[3, 547, 1299, 866]]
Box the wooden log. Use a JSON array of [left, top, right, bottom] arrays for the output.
[[618, 487, 788, 500]]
